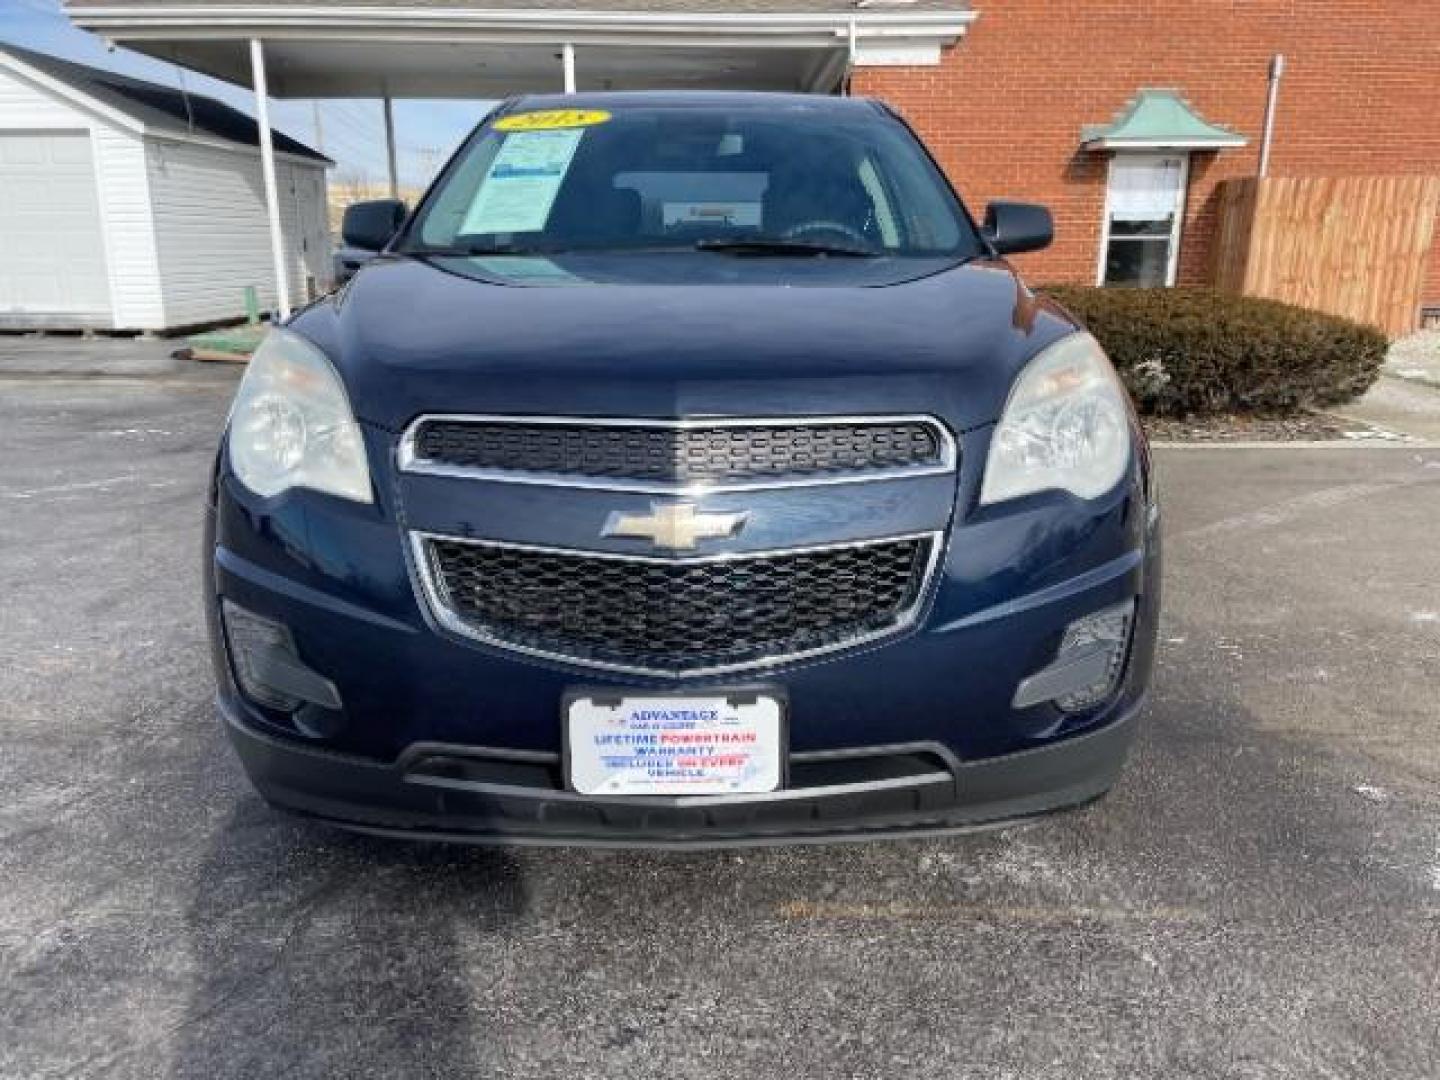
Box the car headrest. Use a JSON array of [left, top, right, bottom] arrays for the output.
[[550, 185, 642, 241]]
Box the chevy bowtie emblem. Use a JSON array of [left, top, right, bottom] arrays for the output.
[[602, 502, 749, 551]]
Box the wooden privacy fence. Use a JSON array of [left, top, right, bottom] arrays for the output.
[[1210, 174, 1440, 338]]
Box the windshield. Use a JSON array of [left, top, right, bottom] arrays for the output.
[[400, 102, 981, 259]]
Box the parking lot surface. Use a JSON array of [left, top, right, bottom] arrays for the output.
[[2, 368, 1438, 1079]]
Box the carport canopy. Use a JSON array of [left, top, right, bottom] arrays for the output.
[[66, 0, 975, 316]]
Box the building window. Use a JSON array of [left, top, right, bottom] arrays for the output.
[[1098, 153, 1188, 287]]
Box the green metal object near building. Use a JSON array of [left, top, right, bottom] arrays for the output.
[[1081, 89, 1248, 150], [186, 285, 268, 361], [186, 321, 268, 362]]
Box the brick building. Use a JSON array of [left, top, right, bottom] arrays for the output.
[[69, 0, 1440, 325], [852, 0, 1440, 311]]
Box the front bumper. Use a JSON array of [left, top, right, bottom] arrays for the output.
[[221, 690, 1141, 848], [206, 412, 1161, 847]]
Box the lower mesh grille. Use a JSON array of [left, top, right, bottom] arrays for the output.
[[420, 534, 935, 675]]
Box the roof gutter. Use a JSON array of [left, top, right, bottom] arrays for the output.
[[149, 129, 332, 167], [68, 5, 977, 43]]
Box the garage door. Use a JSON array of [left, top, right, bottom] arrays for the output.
[[0, 131, 111, 322]]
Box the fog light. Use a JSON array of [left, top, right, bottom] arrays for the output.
[[221, 601, 341, 716], [1013, 599, 1135, 712]]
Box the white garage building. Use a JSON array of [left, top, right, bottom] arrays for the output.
[[0, 43, 331, 332]]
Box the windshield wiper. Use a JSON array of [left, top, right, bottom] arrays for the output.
[[694, 237, 879, 258], [407, 238, 883, 258]]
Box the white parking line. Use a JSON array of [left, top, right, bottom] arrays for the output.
[[1, 475, 145, 499]]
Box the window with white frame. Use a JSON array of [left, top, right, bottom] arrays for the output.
[[1098, 153, 1188, 287]]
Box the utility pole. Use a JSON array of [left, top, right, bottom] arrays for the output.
[[311, 100, 325, 155], [382, 94, 399, 199]]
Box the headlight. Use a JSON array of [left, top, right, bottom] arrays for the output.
[[980, 332, 1131, 506], [227, 328, 373, 503]]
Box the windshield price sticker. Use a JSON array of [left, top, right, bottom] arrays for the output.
[[566, 695, 783, 796], [494, 109, 612, 132], [459, 128, 585, 235]]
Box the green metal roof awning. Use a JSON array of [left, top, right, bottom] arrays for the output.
[[1081, 89, 1247, 151]]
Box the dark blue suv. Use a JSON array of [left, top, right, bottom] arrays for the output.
[[206, 92, 1161, 847]]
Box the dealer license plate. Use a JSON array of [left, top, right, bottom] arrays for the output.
[[565, 693, 784, 796]]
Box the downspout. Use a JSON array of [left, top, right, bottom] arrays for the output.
[[1258, 53, 1284, 177]]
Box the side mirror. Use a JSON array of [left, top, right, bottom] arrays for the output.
[[982, 201, 1053, 255], [341, 198, 407, 251]]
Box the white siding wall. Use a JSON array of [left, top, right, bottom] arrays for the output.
[[0, 61, 164, 329], [93, 127, 165, 327], [146, 138, 329, 326]]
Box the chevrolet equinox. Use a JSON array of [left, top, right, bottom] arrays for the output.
[[205, 92, 1161, 846]]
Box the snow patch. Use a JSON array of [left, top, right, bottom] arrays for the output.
[[1342, 427, 1407, 442], [1214, 638, 1244, 659]]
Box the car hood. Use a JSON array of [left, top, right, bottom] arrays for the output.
[[294, 252, 1079, 434]]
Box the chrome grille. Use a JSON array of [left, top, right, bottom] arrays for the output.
[[414, 534, 938, 676], [401, 416, 953, 490]]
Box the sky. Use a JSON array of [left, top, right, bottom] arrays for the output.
[[1, 0, 495, 188]]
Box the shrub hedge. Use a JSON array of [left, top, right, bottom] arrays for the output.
[[1040, 286, 1388, 417]]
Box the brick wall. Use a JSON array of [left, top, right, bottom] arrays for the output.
[[853, 0, 1440, 311]]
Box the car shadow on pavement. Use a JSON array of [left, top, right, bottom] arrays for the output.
[[167, 796, 526, 1080]]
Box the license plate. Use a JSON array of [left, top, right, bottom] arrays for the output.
[[564, 692, 784, 796]]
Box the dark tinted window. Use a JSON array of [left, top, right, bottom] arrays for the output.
[[404, 103, 979, 258]]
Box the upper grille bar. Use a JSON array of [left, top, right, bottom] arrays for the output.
[[398, 414, 957, 493]]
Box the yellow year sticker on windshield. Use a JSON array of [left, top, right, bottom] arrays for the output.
[[494, 109, 611, 132]]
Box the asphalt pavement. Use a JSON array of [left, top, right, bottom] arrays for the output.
[[2, 361, 1438, 1079]]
